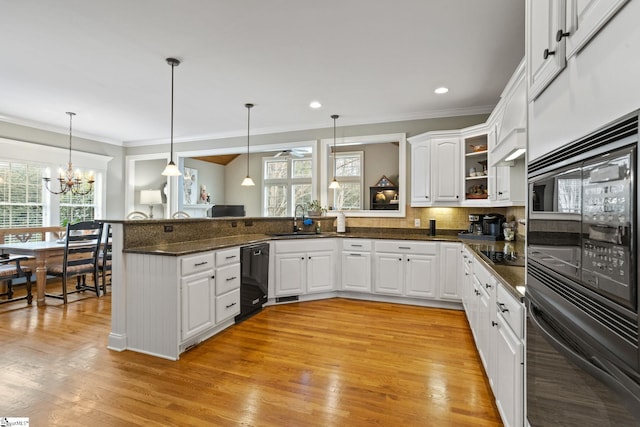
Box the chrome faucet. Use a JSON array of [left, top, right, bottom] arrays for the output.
[[293, 204, 306, 232]]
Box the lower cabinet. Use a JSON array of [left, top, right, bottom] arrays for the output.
[[181, 269, 215, 341], [461, 246, 524, 427], [341, 239, 372, 292], [439, 242, 462, 301], [274, 239, 337, 296], [373, 241, 438, 298]]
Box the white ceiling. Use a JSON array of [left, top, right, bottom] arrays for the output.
[[0, 0, 525, 146]]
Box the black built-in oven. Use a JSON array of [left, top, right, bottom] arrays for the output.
[[527, 111, 640, 426]]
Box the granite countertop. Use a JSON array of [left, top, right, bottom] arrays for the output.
[[124, 229, 525, 300], [459, 237, 525, 301]]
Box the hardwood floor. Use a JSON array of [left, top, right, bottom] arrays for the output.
[[0, 290, 502, 426]]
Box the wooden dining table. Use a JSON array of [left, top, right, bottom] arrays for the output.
[[0, 240, 69, 306]]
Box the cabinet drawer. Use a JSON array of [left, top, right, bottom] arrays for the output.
[[216, 247, 240, 267], [375, 240, 437, 255], [181, 252, 215, 276], [216, 263, 241, 295], [473, 260, 493, 290], [215, 289, 240, 323], [497, 283, 524, 339], [342, 239, 372, 251], [275, 239, 335, 253]]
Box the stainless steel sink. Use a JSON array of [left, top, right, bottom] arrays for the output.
[[270, 232, 318, 238]]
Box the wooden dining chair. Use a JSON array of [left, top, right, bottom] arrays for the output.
[[98, 223, 112, 295], [45, 221, 103, 304], [0, 255, 33, 305]]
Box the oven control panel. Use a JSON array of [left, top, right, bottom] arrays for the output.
[[582, 239, 631, 301]]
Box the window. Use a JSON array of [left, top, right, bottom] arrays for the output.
[[263, 156, 312, 216], [333, 151, 363, 210], [60, 190, 96, 225], [0, 138, 109, 232], [0, 161, 44, 229]]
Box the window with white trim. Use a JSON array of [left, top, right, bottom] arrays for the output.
[[0, 160, 45, 229], [0, 138, 109, 232], [263, 156, 312, 216], [333, 151, 363, 210]]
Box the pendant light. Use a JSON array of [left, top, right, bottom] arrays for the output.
[[241, 103, 255, 186], [329, 114, 340, 189], [161, 57, 182, 176], [43, 112, 95, 196]]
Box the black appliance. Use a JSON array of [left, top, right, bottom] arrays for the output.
[[527, 111, 640, 426], [235, 242, 269, 323], [210, 205, 245, 217], [482, 213, 506, 238], [468, 213, 484, 234]]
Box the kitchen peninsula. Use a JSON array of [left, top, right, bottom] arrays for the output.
[[107, 216, 524, 361]]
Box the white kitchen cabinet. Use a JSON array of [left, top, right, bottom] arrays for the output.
[[274, 239, 337, 296], [410, 142, 432, 205], [439, 242, 462, 301], [565, 0, 629, 59], [409, 132, 461, 206], [214, 247, 241, 323], [432, 137, 461, 202], [526, 0, 567, 101], [275, 253, 306, 296], [494, 283, 525, 427], [341, 239, 372, 293], [494, 160, 526, 205], [461, 246, 474, 313], [374, 241, 438, 298], [181, 269, 215, 341]]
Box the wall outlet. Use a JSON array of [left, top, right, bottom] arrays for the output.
[[414, 218, 421, 227]]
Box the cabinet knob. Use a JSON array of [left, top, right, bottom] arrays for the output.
[[498, 192, 503, 195], [556, 29, 570, 42], [425, 195, 429, 199], [491, 321, 498, 327], [543, 48, 555, 59], [497, 302, 509, 313], [485, 283, 492, 289]]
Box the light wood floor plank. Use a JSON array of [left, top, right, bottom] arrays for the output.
[[0, 290, 502, 426]]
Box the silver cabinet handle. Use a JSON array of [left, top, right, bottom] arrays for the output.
[[226, 276, 237, 281], [225, 302, 237, 309], [194, 261, 208, 267]]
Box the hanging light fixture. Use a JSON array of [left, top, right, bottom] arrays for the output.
[[43, 112, 95, 196], [161, 57, 182, 176], [241, 103, 255, 186], [329, 114, 340, 189]]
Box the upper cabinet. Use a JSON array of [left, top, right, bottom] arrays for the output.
[[526, 0, 567, 102], [409, 131, 462, 206], [432, 137, 461, 202], [565, 0, 630, 59], [526, 0, 629, 101]]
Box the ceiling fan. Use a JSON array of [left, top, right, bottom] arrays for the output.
[[274, 149, 305, 158]]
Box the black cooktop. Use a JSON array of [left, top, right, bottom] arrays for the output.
[[479, 249, 525, 267]]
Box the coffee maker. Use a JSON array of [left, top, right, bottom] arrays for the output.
[[468, 214, 484, 235], [482, 213, 506, 238]]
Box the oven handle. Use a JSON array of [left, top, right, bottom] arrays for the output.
[[528, 300, 640, 414]]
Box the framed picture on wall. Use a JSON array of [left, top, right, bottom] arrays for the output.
[[183, 167, 198, 205]]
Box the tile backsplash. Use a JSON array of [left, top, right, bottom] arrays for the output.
[[344, 205, 526, 236]]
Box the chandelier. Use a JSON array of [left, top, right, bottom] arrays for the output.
[[43, 112, 95, 196]]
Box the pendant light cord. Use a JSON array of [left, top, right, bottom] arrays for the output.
[[245, 103, 254, 175], [67, 111, 75, 165], [170, 61, 175, 161], [332, 114, 339, 177]]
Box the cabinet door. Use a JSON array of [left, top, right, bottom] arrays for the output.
[[306, 250, 335, 294], [439, 242, 462, 301], [405, 254, 438, 298], [527, 0, 567, 101], [275, 253, 305, 296], [495, 166, 511, 201], [374, 253, 404, 295], [432, 138, 461, 201], [565, 0, 629, 59], [411, 142, 432, 205], [181, 270, 215, 341], [341, 252, 372, 292], [496, 314, 525, 427]]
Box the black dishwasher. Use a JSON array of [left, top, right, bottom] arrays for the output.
[[235, 242, 269, 323]]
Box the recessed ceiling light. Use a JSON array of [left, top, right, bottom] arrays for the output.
[[309, 101, 322, 109], [434, 87, 449, 94]]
